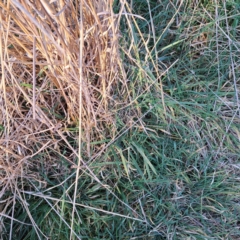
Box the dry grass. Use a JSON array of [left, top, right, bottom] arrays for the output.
[[0, 0, 126, 196]]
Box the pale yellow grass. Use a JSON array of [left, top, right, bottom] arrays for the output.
[[0, 0, 126, 203]]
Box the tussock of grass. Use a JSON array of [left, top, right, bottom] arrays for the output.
[[0, 0, 123, 191], [1, 0, 240, 239]]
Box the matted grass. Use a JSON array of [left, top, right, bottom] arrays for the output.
[[0, 0, 240, 239]]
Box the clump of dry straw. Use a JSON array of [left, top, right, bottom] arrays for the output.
[[0, 0, 126, 197]]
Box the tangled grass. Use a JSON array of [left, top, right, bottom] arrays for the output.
[[0, 0, 125, 192], [0, 0, 240, 239]]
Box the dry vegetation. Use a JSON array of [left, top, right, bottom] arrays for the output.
[[0, 0, 126, 194]]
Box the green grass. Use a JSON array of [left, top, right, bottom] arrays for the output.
[[2, 0, 240, 239]]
